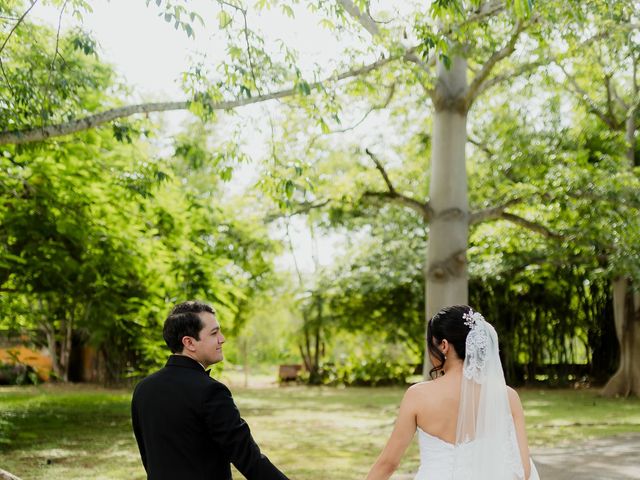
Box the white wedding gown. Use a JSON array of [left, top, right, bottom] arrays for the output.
[[414, 427, 540, 480]]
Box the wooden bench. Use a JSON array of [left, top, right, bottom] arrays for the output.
[[278, 364, 302, 382]]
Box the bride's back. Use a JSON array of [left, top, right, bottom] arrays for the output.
[[412, 370, 463, 444]]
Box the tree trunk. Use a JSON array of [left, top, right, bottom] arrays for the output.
[[602, 99, 640, 397], [59, 315, 73, 382], [424, 56, 469, 377], [601, 278, 640, 397]]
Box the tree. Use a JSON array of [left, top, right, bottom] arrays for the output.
[[548, 0, 640, 396], [0, 10, 282, 381], [1, 0, 636, 380]]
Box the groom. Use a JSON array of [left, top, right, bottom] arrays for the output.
[[131, 300, 288, 480]]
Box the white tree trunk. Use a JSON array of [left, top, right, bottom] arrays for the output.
[[424, 57, 469, 376], [602, 278, 640, 397], [602, 102, 640, 397]]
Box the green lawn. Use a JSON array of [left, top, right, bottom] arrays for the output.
[[1, 383, 639, 479]]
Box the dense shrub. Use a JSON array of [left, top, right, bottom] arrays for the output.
[[0, 362, 40, 386]]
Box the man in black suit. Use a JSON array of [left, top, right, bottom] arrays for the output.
[[131, 300, 289, 480]]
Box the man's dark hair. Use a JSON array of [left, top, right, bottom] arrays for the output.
[[163, 300, 216, 353]]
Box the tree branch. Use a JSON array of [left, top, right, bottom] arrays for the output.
[[306, 82, 396, 150], [610, 79, 629, 110], [338, 1, 434, 75], [467, 135, 494, 157], [401, 47, 436, 75], [219, 1, 262, 96], [265, 199, 331, 223], [462, 1, 505, 26], [365, 148, 395, 193], [0, 55, 401, 145], [473, 58, 549, 98], [499, 212, 561, 238], [363, 148, 432, 221], [42, 0, 68, 124], [0, 0, 38, 54], [604, 73, 616, 124], [558, 64, 621, 130], [337, 0, 380, 37], [468, 198, 522, 224], [469, 199, 560, 238], [466, 20, 527, 107]]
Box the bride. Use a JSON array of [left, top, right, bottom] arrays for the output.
[[365, 305, 540, 480]]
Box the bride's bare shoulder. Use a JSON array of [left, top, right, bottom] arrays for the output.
[[506, 386, 522, 402], [405, 379, 439, 398], [506, 386, 525, 415]]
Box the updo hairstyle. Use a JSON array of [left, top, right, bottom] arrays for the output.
[[426, 305, 473, 378]]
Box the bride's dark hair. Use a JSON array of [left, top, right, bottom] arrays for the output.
[[427, 305, 473, 379]]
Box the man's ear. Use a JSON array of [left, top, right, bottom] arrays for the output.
[[182, 336, 196, 352]]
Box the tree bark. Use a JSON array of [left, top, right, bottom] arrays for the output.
[[601, 278, 640, 397], [602, 96, 640, 397], [424, 56, 469, 377]]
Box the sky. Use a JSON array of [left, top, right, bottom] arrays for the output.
[[31, 0, 348, 274]]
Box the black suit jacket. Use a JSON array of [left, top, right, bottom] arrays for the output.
[[131, 355, 288, 480]]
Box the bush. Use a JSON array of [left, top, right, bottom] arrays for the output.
[[0, 362, 40, 386], [317, 356, 414, 386]]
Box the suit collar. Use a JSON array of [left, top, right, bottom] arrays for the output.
[[166, 354, 209, 374]]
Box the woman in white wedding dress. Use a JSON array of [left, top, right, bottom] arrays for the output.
[[366, 305, 540, 480]]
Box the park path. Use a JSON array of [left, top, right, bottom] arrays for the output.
[[390, 433, 640, 480], [531, 433, 640, 480]]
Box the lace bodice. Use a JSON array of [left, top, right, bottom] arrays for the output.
[[413, 427, 539, 480]]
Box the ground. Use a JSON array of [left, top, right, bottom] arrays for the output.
[[1, 380, 639, 479], [532, 433, 640, 480]]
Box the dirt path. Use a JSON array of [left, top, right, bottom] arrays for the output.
[[532, 433, 640, 480]]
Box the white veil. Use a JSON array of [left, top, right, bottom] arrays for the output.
[[452, 309, 526, 480]]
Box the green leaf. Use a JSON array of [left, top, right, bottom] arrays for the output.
[[319, 118, 330, 134], [281, 4, 294, 18], [296, 80, 311, 96], [220, 166, 233, 182], [218, 10, 232, 29], [284, 180, 294, 199]]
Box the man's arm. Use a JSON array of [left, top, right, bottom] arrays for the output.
[[130, 393, 148, 472], [203, 382, 288, 480]]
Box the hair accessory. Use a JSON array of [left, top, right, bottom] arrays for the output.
[[462, 308, 484, 330], [463, 308, 489, 382]]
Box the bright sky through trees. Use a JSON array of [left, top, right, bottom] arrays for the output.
[[31, 0, 347, 273]]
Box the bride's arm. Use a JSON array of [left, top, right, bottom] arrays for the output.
[[365, 387, 418, 480], [508, 387, 532, 480]]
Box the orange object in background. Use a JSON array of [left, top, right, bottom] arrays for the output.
[[0, 345, 53, 381]]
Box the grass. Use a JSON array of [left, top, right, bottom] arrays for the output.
[[1, 381, 639, 480]]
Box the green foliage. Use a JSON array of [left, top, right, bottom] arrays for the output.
[[318, 356, 415, 387], [0, 362, 40, 386], [147, 0, 204, 38], [0, 15, 282, 381], [2, 0, 639, 389], [0, 6, 111, 132]]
